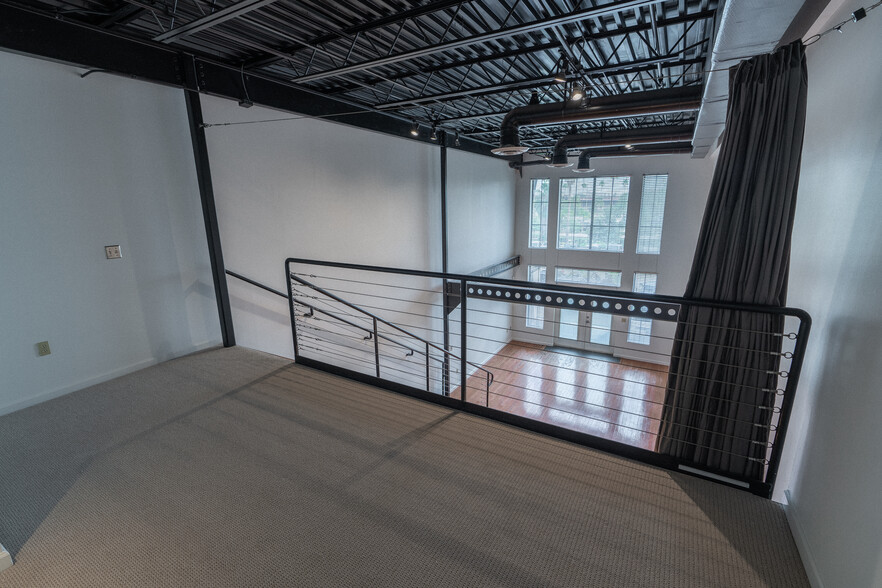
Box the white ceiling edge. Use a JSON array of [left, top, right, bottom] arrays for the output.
[[691, 0, 807, 158]]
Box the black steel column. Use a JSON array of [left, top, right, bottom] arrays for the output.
[[184, 89, 236, 347], [440, 135, 451, 396]]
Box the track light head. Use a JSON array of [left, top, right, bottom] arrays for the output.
[[410, 120, 419, 137]]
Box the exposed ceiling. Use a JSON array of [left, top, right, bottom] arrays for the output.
[[3, 0, 731, 157]]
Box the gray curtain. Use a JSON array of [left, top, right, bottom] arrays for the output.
[[656, 41, 807, 480]]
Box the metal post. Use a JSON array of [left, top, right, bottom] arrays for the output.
[[460, 278, 468, 402], [373, 317, 380, 378], [441, 133, 451, 396], [284, 264, 300, 358], [425, 341, 431, 392], [184, 89, 235, 347]]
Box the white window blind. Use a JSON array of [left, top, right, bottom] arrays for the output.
[[558, 176, 630, 252], [636, 174, 668, 254], [529, 179, 550, 248]]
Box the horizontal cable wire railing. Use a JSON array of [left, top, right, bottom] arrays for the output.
[[234, 260, 809, 498]]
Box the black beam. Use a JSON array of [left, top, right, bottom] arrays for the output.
[[0, 3, 496, 157], [440, 134, 451, 396], [184, 89, 235, 347]]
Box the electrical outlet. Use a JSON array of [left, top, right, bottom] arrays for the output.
[[105, 245, 122, 259], [36, 341, 51, 356]]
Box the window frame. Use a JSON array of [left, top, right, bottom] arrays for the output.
[[557, 175, 630, 253], [528, 178, 550, 249]]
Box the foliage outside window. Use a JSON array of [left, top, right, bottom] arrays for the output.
[[555, 267, 622, 288], [558, 176, 630, 252]]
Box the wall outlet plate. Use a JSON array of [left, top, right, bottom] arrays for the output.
[[36, 341, 51, 356], [105, 245, 122, 259]]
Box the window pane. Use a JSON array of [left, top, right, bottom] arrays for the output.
[[558, 176, 629, 252], [526, 265, 546, 329], [628, 272, 657, 344], [637, 174, 668, 254], [555, 267, 621, 288], [529, 179, 549, 248], [559, 309, 580, 340], [590, 313, 612, 345]]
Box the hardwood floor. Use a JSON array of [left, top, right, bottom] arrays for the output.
[[457, 341, 669, 450]]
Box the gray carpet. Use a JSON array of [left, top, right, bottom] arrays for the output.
[[0, 347, 809, 587]]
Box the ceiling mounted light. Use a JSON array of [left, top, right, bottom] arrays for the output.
[[624, 144, 635, 150], [569, 84, 584, 102], [431, 125, 438, 141], [574, 150, 595, 173], [410, 120, 419, 137], [454, 131, 461, 147], [491, 125, 529, 156], [529, 90, 540, 105], [547, 145, 573, 168]]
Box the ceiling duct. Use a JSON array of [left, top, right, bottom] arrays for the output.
[[552, 124, 696, 155], [511, 142, 695, 168], [491, 87, 703, 156], [691, 0, 806, 157]]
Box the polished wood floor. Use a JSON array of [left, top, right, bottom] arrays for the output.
[[457, 341, 669, 450]]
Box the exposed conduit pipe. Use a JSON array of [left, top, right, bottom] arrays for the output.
[[510, 142, 694, 169], [548, 124, 695, 164], [491, 87, 702, 156]]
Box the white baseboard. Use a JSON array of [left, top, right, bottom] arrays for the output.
[[0, 340, 221, 417], [784, 489, 824, 588], [0, 543, 12, 572]]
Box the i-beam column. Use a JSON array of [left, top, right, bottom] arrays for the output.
[[184, 89, 236, 347]]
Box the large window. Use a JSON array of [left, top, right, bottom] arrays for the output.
[[525, 265, 546, 329], [636, 174, 668, 254], [558, 176, 630, 252], [529, 179, 550, 248], [555, 267, 622, 288], [628, 272, 658, 345]]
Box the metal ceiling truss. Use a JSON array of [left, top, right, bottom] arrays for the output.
[[2, 0, 721, 154]]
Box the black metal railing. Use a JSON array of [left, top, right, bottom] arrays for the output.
[[280, 258, 810, 498]]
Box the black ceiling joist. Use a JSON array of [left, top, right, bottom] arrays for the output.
[[0, 2, 494, 157]]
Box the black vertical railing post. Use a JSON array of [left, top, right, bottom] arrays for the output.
[[184, 87, 235, 347], [440, 134, 451, 397], [373, 317, 380, 378], [765, 311, 812, 492], [486, 372, 491, 408], [425, 342, 431, 392], [284, 264, 300, 359], [460, 279, 468, 402]]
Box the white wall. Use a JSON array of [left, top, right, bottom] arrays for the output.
[[780, 2, 882, 586], [203, 96, 517, 391], [0, 51, 222, 415], [512, 154, 715, 362]]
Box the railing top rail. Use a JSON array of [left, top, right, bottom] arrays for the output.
[[226, 269, 440, 362], [290, 272, 494, 383], [285, 257, 811, 323]]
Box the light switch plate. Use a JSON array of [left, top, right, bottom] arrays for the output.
[[105, 245, 122, 259]]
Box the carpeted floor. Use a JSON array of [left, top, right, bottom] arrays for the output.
[[0, 346, 809, 587]]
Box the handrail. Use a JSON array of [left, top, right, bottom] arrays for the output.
[[286, 257, 811, 321], [226, 269, 437, 363], [290, 273, 494, 385]]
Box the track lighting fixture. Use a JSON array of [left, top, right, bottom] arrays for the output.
[[529, 90, 540, 105], [454, 131, 461, 147], [410, 120, 419, 137], [431, 125, 438, 141], [569, 84, 584, 102]]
